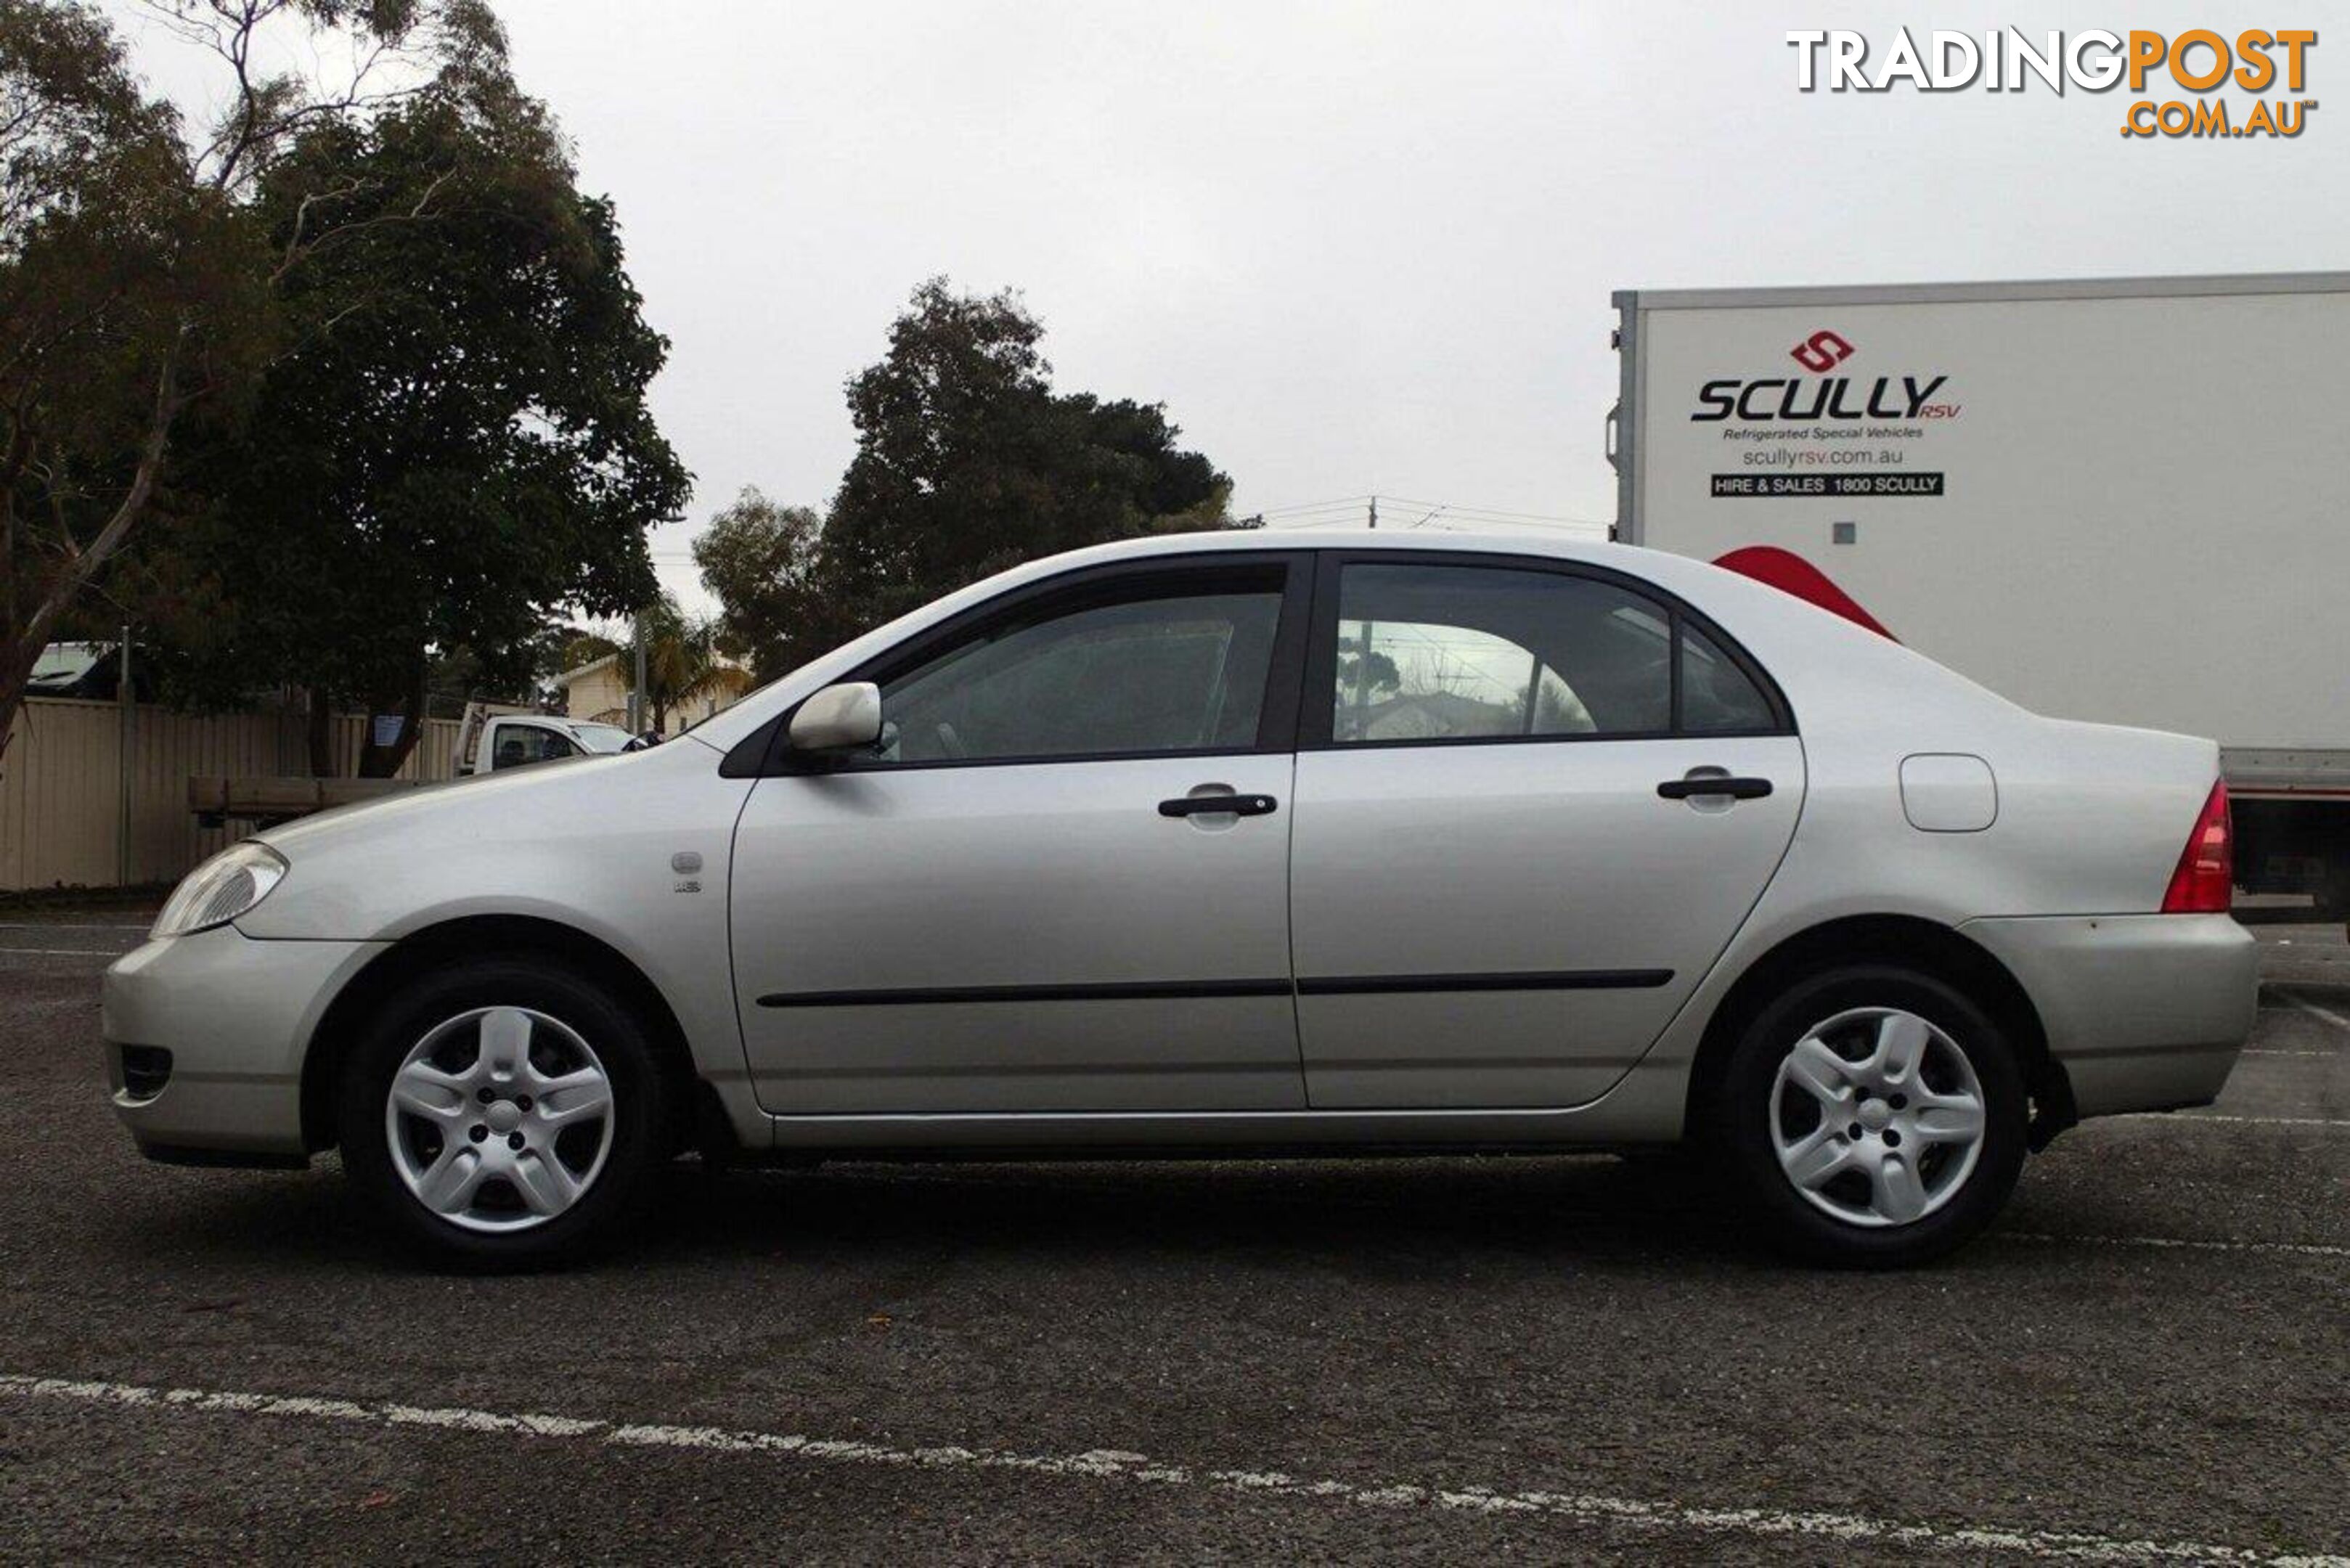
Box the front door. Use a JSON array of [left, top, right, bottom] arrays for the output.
[[1287, 553, 1804, 1108], [731, 555, 1312, 1114]]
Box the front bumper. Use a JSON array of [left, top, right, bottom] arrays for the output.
[[103, 925, 388, 1161], [1959, 913, 2259, 1118]]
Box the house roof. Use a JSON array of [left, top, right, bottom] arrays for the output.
[[554, 653, 621, 687]]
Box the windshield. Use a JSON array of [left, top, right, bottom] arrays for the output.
[[568, 722, 635, 754], [30, 644, 101, 683]]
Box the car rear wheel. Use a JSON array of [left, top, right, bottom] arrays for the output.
[[338, 959, 669, 1267], [1712, 965, 2025, 1267]]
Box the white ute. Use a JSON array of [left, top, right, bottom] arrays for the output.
[[455, 709, 638, 776]]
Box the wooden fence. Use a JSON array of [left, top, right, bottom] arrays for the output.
[[0, 698, 462, 892]]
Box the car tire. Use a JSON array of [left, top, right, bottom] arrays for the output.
[[337, 957, 671, 1268], [1708, 965, 2026, 1269]]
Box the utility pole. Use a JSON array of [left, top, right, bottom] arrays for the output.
[[628, 616, 648, 735], [1348, 498, 1377, 740], [116, 624, 133, 886]]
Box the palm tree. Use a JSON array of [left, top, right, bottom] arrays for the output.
[[639, 599, 754, 732], [566, 596, 754, 733]]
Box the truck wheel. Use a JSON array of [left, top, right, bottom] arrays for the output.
[[1708, 965, 2026, 1267], [337, 958, 671, 1267]]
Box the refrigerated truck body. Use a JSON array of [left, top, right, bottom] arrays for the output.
[[1609, 271, 2350, 915]]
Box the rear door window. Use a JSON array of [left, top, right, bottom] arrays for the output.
[[1315, 558, 1785, 744]]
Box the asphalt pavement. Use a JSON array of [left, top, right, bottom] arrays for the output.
[[0, 912, 2343, 1564]]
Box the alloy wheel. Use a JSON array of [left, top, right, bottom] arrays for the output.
[[1767, 1005, 1988, 1228], [383, 1006, 616, 1233]]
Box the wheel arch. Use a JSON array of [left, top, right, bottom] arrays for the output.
[[1685, 913, 2071, 1148], [298, 914, 703, 1154]]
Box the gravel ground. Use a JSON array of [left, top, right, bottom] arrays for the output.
[[0, 916, 2343, 1564]]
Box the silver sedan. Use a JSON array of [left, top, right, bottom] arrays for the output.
[[105, 532, 2257, 1267]]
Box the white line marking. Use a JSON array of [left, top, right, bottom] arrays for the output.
[[0, 922, 150, 931], [2115, 1114, 2350, 1129], [0, 1374, 2341, 1565], [2285, 995, 2350, 1032], [0, 946, 131, 957], [2241, 1050, 2338, 1058], [1998, 1231, 2350, 1260]]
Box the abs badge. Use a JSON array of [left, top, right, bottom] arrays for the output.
[[672, 850, 703, 894]]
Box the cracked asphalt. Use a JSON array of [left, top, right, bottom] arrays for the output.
[[0, 912, 2343, 1563]]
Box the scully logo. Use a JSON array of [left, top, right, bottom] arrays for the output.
[[1786, 28, 2317, 139], [1692, 333, 1957, 423], [1791, 330, 1856, 373]]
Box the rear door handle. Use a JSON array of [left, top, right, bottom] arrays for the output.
[[1657, 775, 1774, 801], [1159, 793, 1278, 818]]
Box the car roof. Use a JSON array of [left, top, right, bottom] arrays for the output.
[[1026, 526, 1763, 599], [1078, 526, 1617, 563]]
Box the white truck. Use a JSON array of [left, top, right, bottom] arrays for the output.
[[452, 706, 638, 777], [1609, 271, 2350, 918], [189, 707, 637, 827]]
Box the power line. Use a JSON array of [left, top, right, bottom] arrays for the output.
[[1251, 494, 1376, 518], [1447, 517, 1617, 536], [1448, 518, 1610, 535], [1373, 492, 1549, 518], [1245, 492, 1611, 533], [1247, 505, 1376, 524], [1376, 495, 1612, 528], [1382, 494, 1604, 521], [1250, 503, 1372, 521]]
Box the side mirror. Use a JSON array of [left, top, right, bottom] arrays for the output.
[[788, 681, 884, 754]]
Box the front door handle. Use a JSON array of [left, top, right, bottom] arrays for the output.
[[1159, 793, 1278, 818], [1657, 774, 1774, 801]]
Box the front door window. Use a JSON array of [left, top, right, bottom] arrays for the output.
[[870, 576, 1287, 766]]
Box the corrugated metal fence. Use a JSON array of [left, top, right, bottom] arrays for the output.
[[0, 698, 461, 892]]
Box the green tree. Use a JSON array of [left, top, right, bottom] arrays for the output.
[[425, 613, 580, 716], [812, 278, 1233, 649], [1335, 635, 1400, 701], [0, 0, 504, 775], [690, 487, 826, 681], [161, 88, 686, 775], [1, 0, 251, 769]]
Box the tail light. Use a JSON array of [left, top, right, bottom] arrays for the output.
[[2160, 781, 2233, 913]]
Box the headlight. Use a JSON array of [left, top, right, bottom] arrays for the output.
[[152, 842, 288, 939]]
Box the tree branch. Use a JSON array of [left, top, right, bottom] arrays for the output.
[[271, 166, 454, 283], [15, 327, 188, 656]]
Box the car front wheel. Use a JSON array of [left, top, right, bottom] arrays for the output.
[[338, 959, 670, 1266], [1713, 965, 2026, 1267]]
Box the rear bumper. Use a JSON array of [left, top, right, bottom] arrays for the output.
[[102, 925, 388, 1160], [1959, 913, 2259, 1117]]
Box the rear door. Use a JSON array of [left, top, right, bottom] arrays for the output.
[[1288, 552, 1803, 1108]]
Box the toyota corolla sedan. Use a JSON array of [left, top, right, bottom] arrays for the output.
[[105, 532, 2257, 1267]]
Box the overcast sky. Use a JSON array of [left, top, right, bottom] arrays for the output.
[[103, 1, 2350, 613]]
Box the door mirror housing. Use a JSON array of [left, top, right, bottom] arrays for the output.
[[788, 682, 884, 754]]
